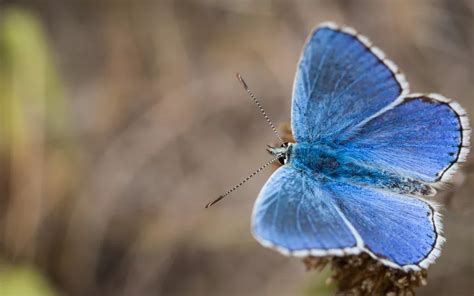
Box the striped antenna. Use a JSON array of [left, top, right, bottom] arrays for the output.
[[236, 73, 284, 144], [205, 155, 281, 208]]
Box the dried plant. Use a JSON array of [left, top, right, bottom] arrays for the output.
[[304, 254, 427, 296]]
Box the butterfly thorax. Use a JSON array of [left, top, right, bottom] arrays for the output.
[[285, 143, 436, 197], [287, 143, 344, 177]]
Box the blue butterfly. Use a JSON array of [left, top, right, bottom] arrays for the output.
[[251, 22, 471, 271]]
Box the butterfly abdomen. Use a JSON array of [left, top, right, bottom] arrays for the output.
[[289, 143, 435, 196]]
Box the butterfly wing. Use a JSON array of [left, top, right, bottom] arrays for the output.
[[328, 180, 442, 270], [341, 94, 470, 186], [252, 165, 441, 270], [291, 23, 408, 143], [252, 165, 362, 256]]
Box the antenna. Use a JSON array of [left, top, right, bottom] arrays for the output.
[[236, 73, 284, 144], [205, 155, 281, 208]]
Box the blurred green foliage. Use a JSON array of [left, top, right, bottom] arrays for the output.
[[0, 262, 57, 296], [0, 7, 72, 295], [303, 267, 335, 296], [0, 7, 66, 152]]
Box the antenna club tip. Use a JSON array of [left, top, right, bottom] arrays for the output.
[[205, 195, 225, 208], [236, 72, 249, 90]]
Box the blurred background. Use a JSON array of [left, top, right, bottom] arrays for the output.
[[0, 0, 473, 295]]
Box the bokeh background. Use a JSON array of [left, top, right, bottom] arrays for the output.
[[0, 1, 473, 295]]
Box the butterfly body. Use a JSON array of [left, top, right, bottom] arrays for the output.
[[286, 142, 435, 196], [252, 22, 470, 271]]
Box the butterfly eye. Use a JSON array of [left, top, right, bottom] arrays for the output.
[[277, 154, 286, 165]]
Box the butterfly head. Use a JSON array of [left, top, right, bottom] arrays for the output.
[[266, 142, 293, 165]]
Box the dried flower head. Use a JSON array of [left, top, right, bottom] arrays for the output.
[[304, 254, 427, 296]]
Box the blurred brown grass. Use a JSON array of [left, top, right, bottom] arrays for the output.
[[0, 1, 473, 295]]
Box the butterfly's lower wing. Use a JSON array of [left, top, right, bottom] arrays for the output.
[[252, 165, 362, 255], [328, 181, 442, 270], [341, 94, 470, 185], [292, 23, 408, 143], [252, 165, 441, 270]]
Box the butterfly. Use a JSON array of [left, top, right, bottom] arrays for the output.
[[247, 22, 471, 271], [205, 22, 471, 271]]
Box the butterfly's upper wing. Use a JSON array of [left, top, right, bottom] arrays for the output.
[[292, 22, 470, 184], [340, 94, 470, 186], [252, 165, 441, 270], [291, 23, 408, 143]]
